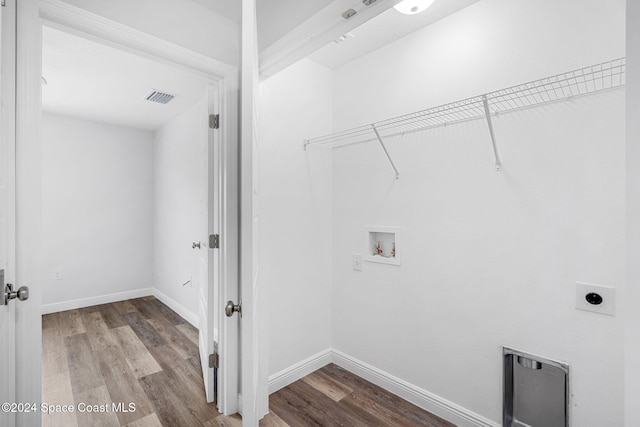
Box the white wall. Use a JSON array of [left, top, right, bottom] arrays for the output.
[[625, 0, 640, 425], [41, 113, 154, 308], [153, 98, 208, 321], [258, 59, 334, 377], [330, 0, 625, 425], [60, 0, 239, 67]]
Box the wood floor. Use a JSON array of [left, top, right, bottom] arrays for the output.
[[42, 297, 454, 427]]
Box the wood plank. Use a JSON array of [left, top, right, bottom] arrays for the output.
[[124, 413, 163, 427], [112, 300, 138, 316], [176, 322, 199, 346], [260, 411, 290, 427], [80, 311, 154, 425], [93, 338, 154, 425], [147, 316, 198, 359], [110, 325, 162, 378], [122, 312, 167, 348], [301, 369, 353, 402], [64, 333, 104, 395], [96, 303, 127, 329], [81, 311, 115, 352], [146, 298, 186, 325], [339, 392, 424, 427], [208, 413, 242, 427], [45, 309, 86, 337], [138, 370, 205, 427], [147, 344, 218, 424], [74, 385, 120, 427], [128, 298, 159, 320], [42, 323, 68, 378], [320, 364, 454, 427], [270, 380, 373, 427], [42, 371, 79, 427]]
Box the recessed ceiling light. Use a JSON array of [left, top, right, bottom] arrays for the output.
[[393, 0, 435, 15]]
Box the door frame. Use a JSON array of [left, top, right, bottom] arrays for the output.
[[16, 0, 240, 417]]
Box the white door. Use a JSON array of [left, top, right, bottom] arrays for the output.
[[0, 0, 17, 425], [199, 82, 241, 413], [197, 84, 216, 403], [239, 0, 268, 424]]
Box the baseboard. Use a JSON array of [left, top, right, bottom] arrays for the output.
[[152, 288, 198, 327], [41, 287, 153, 314], [331, 349, 500, 427], [268, 348, 333, 394], [41, 287, 199, 328]]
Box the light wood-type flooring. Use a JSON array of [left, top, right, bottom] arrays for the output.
[[42, 297, 454, 427]]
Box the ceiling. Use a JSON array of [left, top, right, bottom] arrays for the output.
[[308, 0, 481, 69], [191, 0, 335, 51], [42, 0, 480, 130], [42, 26, 209, 132]]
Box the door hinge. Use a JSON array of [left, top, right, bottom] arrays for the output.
[[209, 114, 219, 129], [209, 352, 219, 369], [1, 0, 5, 7], [209, 234, 219, 249]]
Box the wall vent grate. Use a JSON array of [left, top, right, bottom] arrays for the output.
[[146, 90, 175, 104]]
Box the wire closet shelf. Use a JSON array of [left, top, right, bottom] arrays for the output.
[[304, 58, 626, 151]]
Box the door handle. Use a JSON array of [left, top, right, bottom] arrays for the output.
[[4, 283, 29, 305], [225, 300, 241, 318], [192, 242, 201, 249]]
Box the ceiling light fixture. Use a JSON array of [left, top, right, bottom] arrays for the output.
[[393, 0, 435, 15]]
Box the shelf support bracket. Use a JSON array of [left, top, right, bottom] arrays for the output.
[[482, 95, 502, 172], [371, 124, 400, 179]]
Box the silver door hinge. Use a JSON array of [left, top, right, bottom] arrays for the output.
[[209, 114, 219, 129], [209, 352, 219, 369], [209, 234, 219, 249]]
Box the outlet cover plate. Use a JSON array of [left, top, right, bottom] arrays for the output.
[[353, 254, 363, 271], [576, 282, 615, 316]]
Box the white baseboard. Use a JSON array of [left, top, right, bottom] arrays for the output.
[[41, 287, 153, 314], [268, 348, 333, 394], [331, 349, 500, 427], [152, 288, 198, 327], [41, 287, 199, 329], [268, 348, 499, 427]]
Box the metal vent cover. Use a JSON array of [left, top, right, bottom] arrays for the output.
[[145, 90, 175, 104]]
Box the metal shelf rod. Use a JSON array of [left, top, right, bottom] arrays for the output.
[[482, 95, 502, 172], [372, 124, 400, 179]]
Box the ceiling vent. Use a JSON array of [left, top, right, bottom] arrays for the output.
[[145, 90, 175, 104]]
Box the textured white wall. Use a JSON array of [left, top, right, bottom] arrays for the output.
[[259, 59, 334, 376], [330, 0, 625, 424], [152, 98, 208, 319], [41, 113, 154, 305], [60, 0, 239, 67]]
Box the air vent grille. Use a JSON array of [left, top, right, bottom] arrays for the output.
[[146, 90, 175, 104]]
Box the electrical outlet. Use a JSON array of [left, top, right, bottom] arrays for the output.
[[52, 269, 63, 280], [576, 282, 615, 316], [353, 254, 363, 271]]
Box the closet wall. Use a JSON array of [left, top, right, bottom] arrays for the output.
[[259, 59, 334, 378], [41, 113, 154, 311], [330, 0, 625, 424]]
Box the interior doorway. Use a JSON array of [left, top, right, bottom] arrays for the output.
[[39, 22, 236, 425]]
